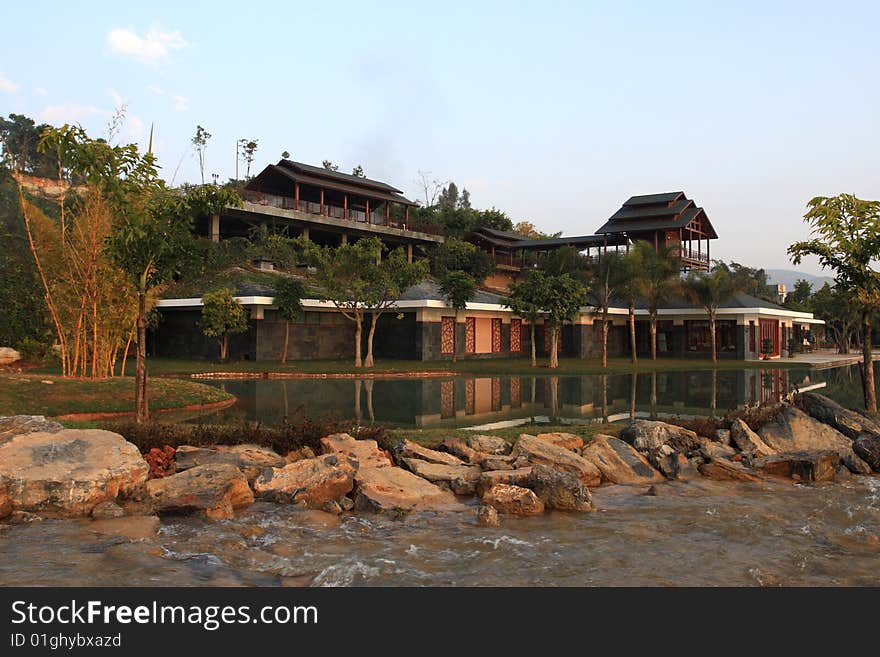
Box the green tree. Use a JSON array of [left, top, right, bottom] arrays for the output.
[[789, 193, 880, 414], [437, 270, 476, 363], [541, 272, 589, 368], [192, 125, 211, 185], [238, 139, 259, 179], [712, 260, 775, 301], [811, 282, 857, 354], [0, 113, 55, 177], [616, 249, 643, 364], [201, 287, 248, 360], [504, 270, 547, 367], [351, 165, 365, 178], [590, 251, 627, 368], [275, 277, 306, 364], [785, 279, 813, 311], [682, 268, 744, 363], [633, 241, 682, 360]]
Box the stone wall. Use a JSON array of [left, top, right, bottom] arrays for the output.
[[150, 309, 257, 360], [255, 310, 355, 361]]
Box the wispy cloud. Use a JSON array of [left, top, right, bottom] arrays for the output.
[[107, 26, 188, 64], [0, 72, 20, 93], [172, 95, 189, 112], [40, 104, 109, 124], [33, 87, 48, 96]]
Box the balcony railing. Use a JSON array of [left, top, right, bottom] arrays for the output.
[[240, 189, 443, 234]]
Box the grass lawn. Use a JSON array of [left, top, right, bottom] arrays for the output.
[[386, 422, 623, 449], [33, 355, 805, 378], [0, 374, 234, 418]]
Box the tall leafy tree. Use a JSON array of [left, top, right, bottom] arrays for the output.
[[437, 270, 476, 363], [541, 272, 589, 368], [238, 139, 259, 179], [633, 241, 681, 360], [616, 249, 642, 364], [811, 282, 857, 354], [789, 194, 880, 414], [504, 270, 547, 367], [785, 279, 813, 311], [274, 277, 306, 364], [201, 287, 248, 360], [682, 268, 744, 363], [590, 251, 627, 368]]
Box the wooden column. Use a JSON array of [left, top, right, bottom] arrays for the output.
[[365, 199, 370, 224], [320, 188, 324, 215], [405, 206, 410, 229], [210, 214, 220, 243], [294, 183, 300, 211], [706, 238, 710, 268], [343, 194, 348, 220], [301, 226, 309, 240], [385, 202, 390, 226], [406, 243, 413, 263], [341, 234, 348, 246]]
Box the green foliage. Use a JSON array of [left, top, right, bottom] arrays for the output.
[[200, 287, 248, 359], [0, 113, 56, 177], [785, 278, 813, 311], [711, 260, 775, 301], [437, 270, 477, 312], [504, 269, 547, 322], [275, 277, 307, 322], [633, 241, 682, 311], [430, 238, 494, 281], [683, 268, 743, 314]]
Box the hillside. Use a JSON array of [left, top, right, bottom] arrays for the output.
[[764, 269, 833, 290]]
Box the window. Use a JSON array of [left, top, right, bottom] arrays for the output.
[[441, 317, 455, 355], [686, 320, 736, 352]]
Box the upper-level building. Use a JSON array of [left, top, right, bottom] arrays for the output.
[[198, 159, 444, 260], [595, 191, 717, 271]]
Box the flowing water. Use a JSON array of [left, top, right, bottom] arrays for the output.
[[1, 363, 878, 587]]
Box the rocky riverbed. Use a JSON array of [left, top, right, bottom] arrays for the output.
[[1, 392, 879, 586]]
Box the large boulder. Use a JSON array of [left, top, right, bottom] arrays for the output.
[[0, 415, 63, 444], [524, 465, 593, 511], [752, 451, 838, 482], [482, 484, 544, 516], [466, 435, 511, 455], [175, 444, 286, 482], [320, 434, 392, 469], [0, 429, 148, 516], [400, 458, 482, 494], [853, 433, 880, 471], [535, 432, 584, 451], [476, 468, 534, 496], [730, 419, 775, 456], [0, 347, 21, 366], [620, 420, 709, 456], [758, 406, 870, 474], [441, 437, 480, 464], [395, 440, 464, 466], [0, 480, 11, 519], [145, 463, 253, 519], [512, 434, 601, 486], [580, 435, 664, 485], [353, 466, 460, 513], [795, 392, 880, 440], [253, 454, 357, 507], [479, 454, 518, 471], [698, 459, 763, 483]]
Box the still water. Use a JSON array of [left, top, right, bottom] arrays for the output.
[[1, 363, 877, 587], [196, 364, 872, 429]]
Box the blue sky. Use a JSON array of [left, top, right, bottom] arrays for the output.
[[2, 1, 878, 275]]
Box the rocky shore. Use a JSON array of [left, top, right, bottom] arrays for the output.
[[1, 392, 879, 529]]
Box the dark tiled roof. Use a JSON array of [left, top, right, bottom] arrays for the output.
[[595, 192, 717, 239], [278, 159, 403, 194], [623, 191, 685, 206], [598, 291, 788, 312], [470, 227, 627, 250], [398, 280, 503, 305]]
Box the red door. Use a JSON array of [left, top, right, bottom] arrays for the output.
[[758, 319, 779, 357]]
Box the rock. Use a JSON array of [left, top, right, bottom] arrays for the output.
[[482, 484, 544, 516], [449, 476, 477, 496], [654, 452, 699, 480], [175, 444, 285, 482], [6, 510, 42, 524], [853, 433, 880, 471], [524, 464, 594, 511], [0, 479, 11, 519], [795, 392, 880, 440], [90, 500, 125, 519], [320, 433, 392, 468], [713, 429, 732, 446], [479, 454, 517, 471], [698, 459, 763, 482], [730, 419, 775, 456], [145, 464, 253, 519], [758, 406, 867, 473], [580, 435, 665, 485], [0, 415, 63, 444], [321, 499, 343, 515], [466, 435, 512, 455], [842, 452, 872, 475], [476, 505, 500, 526], [535, 432, 584, 451], [620, 420, 709, 456], [512, 434, 601, 486], [285, 446, 316, 463], [0, 347, 21, 366], [0, 429, 149, 516], [396, 440, 465, 466], [353, 466, 460, 513], [87, 515, 160, 540], [144, 446, 176, 479], [441, 437, 481, 463], [476, 468, 534, 496], [752, 451, 838, 482], [253, 454, 356, 507], [400, 458, 482, 493], [338, 495, 354, 511], [701, 442, 738, 461]]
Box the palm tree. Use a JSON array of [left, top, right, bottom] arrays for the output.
[[615, 249, 643, 364], [682, 268, 744, 363], [633, 241, 682, 360], [591, 251, 626, 368]]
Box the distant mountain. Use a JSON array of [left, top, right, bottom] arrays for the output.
[[764, 269, 834, 290]]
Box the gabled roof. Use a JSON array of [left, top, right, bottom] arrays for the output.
[[594, 192, 717, 239], [469, 226, 627, 250], [247, 160, 417, 206]]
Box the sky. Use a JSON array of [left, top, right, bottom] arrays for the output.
[[1, 0, 878, 276]]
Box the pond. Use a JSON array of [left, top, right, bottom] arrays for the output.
[[194, 363, 876, 429]]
